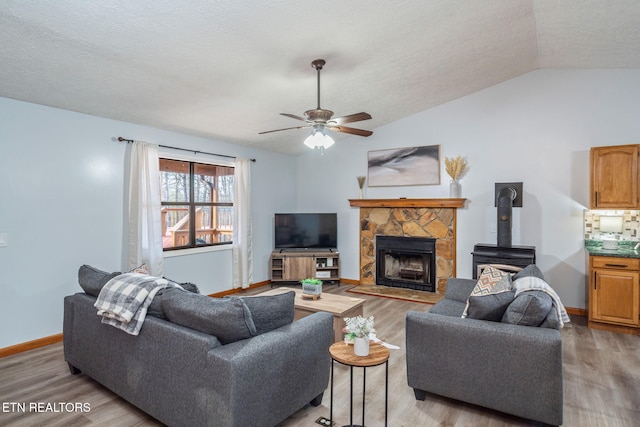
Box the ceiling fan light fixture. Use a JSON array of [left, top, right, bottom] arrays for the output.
[[304, 127, 335, 149]]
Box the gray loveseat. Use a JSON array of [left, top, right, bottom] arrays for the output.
[[405, 266, 563, 426], [64, 266, 333, 427]]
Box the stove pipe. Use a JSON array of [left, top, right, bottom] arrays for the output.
[[497, 187, 517, 247]]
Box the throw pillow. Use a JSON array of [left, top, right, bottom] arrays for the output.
[[78, 264, 121, 297], [129, 264, 149, 275], [501, 290, 553, 327], [462, 266, 512, 318], [240, 291, 295, 335], [162, 293, 256, 344], [466, 289, 516, 321]]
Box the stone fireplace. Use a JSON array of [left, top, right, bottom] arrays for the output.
[[349, 198, 466, 295]]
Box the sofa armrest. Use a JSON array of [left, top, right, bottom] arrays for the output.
[[405, 311, 563, 426], [444, 277, 476, 302], [206, 311, 334, 427]]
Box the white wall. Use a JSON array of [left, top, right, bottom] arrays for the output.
[[3, 68, 639, 348], [0, 97, 297, 348], [296, 69, 640, 310]]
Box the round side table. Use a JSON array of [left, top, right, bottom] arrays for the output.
[[329, 341, 390, 427]]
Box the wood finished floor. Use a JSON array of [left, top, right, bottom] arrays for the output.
[[1, 284, 639, 426]]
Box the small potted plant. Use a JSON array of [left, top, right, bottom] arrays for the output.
[[300, 278, 323, 298], [344, 315, 375, 356]]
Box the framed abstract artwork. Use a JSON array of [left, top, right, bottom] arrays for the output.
[[367, 145, 440, 187]]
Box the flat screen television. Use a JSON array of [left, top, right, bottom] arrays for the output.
[[274, 213, 337, 250]]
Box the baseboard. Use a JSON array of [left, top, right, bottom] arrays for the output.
[[0, 333, 63, 359], [266, 278, 360, 287], [566, 307, 586, 317], [208, 280, 270, 298]]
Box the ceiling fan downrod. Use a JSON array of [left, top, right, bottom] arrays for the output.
[[311, 59, 325, 110]]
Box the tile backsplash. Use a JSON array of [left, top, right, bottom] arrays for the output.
[[584, 210, 640, 241]]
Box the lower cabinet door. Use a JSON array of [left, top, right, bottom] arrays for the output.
[[592, 269, 640, 326]]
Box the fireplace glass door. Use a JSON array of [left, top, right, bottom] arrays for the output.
[[376, 236, 436, 292]]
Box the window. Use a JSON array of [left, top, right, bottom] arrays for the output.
[[160, 158, 234, 250]]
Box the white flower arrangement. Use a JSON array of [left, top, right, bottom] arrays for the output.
[[344, 315, 375, 339]]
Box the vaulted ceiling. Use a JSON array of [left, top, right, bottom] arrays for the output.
[[1, 1, 639, 154]]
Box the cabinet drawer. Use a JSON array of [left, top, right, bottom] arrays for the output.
[[592, 256, 640, 270]]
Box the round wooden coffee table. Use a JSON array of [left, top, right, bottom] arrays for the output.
[[329, 341, 390, 427]]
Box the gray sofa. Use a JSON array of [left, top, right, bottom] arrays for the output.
[[405, 268, 563, 426], [64, 266, 334, 427]]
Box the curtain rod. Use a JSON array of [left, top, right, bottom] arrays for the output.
[[117, 137, 256, 162]]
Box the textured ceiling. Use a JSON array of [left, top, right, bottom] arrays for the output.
[[1, 1, 639, 155]]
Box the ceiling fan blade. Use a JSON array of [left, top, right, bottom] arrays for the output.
[[258, 125, 311, 135], [280, 113, 310, 122], [330, 112, 372, 125], [327, 125, 373, 137]]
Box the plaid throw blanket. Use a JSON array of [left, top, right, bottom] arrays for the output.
[[94, 272, 173, 335], [512, 276, 571, 328]]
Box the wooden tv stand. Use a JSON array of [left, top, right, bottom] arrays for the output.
[[270, 250, 340, 285]]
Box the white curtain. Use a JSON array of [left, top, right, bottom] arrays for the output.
[[232, 158, 253, 289], [127, 141, 164, 277]]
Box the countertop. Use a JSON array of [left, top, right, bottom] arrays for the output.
[[585, 240, 640, 258]]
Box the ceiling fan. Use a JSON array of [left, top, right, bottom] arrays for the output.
[[259, 59, 373, 148]]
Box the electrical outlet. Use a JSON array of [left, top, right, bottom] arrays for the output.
[[315, 416, 334, 426]]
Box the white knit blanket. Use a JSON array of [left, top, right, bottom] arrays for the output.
[[512, 276, 570, 328], [94, 272, 174, 335]]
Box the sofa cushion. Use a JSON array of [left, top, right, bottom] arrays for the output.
[[512, 264, 545, 281], [502, 290, 553, 327], [444, 278, 477, 303], [539, 306, 561, 329], [428, 299, 466, 317], [78, 265, 121, 297], [147, 284, 200, 320], [466, 290, 516, 321], [240, 291, 295, 335], [162, 293, 257, 344], [176, 282, 200, 294], [462, 266, 512, 318]]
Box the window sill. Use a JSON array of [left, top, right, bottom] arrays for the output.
[[163, 244, 232, 258]]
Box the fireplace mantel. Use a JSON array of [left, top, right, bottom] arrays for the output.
[[349, 198, 466, 208]]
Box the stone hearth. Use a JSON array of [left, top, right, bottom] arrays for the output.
[[349, 198, 466, 295]]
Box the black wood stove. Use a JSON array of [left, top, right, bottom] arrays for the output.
[[471, 244, 536, 279]]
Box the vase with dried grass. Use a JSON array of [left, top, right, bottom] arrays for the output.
[[444, 156, 469, 198], [356, 176, 366, 199]]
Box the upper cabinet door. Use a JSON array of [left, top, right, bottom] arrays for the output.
[[590, 145, 639, 209]]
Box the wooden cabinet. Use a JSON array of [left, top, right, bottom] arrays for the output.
[[270, 251, 340, 284], [590, 144, 639, 208], [588, 256, 640, 333]]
